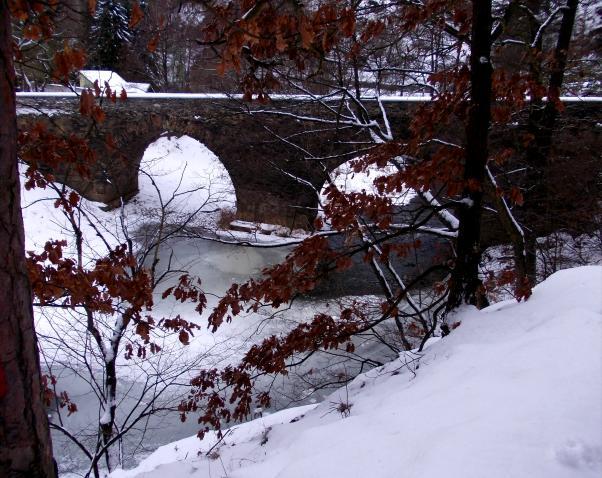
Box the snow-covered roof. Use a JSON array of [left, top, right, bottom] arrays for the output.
[[123, 82, 152, 93], [79, 70, 150, 94]]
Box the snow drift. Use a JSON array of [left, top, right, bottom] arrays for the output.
[[111, 266, 602, 478]]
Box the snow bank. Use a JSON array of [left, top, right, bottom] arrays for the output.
[[111, 266, 602, 478], [324, 161, 416, 204]]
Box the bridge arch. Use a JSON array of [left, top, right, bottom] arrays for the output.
[[17, 94, 413, 229], [135, 134, 236, 232]]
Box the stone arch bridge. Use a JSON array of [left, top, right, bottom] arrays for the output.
[[17, 93, 425, 229], [16, 93, 601, 230]]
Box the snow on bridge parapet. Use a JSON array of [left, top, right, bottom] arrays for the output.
[[15, 91, 602, 102], [15, 92, 602, 122]]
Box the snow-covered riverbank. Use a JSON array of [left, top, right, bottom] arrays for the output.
[[111, 266, 602, 478]]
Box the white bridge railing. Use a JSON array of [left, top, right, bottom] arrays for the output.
[[16, 92, 602, 103]]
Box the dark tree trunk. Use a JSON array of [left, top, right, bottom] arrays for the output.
[[100, 355, 118, 471], [0, 2, 57, 477], [523, 0, 579, 283], [447, 0, 493, 311]]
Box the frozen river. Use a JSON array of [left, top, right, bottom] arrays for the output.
[[47, 234, 387, 477]]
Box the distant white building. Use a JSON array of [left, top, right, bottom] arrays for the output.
[[78, 70, 151, 94]]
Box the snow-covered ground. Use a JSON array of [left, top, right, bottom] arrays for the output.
[[22, 134, 275, 359], [23, 135, 260, 373], [20, 132, 407, 393], [111, 266, 602, 478], [20, 135, 287, 475]]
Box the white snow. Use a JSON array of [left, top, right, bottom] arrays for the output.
[[20, 131, 602, 478], [321, 160, 416, 210], [458, 197, 475, 208], [110, 266, 602, 478], [99, 402, 115, 426], [15, 92, 430, 101], [79, 70, 150, 94], [15, 107, 66, 116], [133, 134, 235, 229], [21, 134, 238, 371], [420, 189, 460, 230]]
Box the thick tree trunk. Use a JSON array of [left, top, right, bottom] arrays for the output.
[[447, 0, 493, 311], [0, 3, 57, 477]]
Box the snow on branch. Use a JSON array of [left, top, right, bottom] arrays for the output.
[[418, 190, 460, 231], [532, 7, 569, 48], [248, 109, 380, 129], [485, 165, 525, 244]]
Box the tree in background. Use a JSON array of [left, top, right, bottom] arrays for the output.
[[89, 0, 133, 70], [11, 1, 91, 91], [127, 0, 204, 90]]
